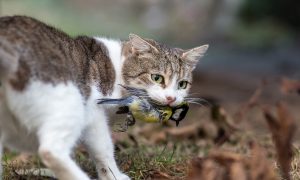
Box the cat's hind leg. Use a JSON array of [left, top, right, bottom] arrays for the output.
[[83, 109, 130, 180], [4, 82, 91, 180], [36, 99, 90, 180], [38, 136, 90, 180]]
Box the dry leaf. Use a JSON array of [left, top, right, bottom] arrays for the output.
[[281, 78, 300, 95], [247, 142, 277, 180], [188, 157, 224, 180], [211, 105, 238, 145], [166, 123, 201, 139], [148, 170, 172, 180], [263, 102, 296, 180], [187, 143, 278, 180], [236, 86, 263, 122]]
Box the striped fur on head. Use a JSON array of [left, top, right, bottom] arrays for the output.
[[122, 34, 208, 107]]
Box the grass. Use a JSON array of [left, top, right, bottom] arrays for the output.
[[1, 131, 300, 179], [2, 144, 189, 180], [116, 144, 187, 179], [1, 82, 300, 179], [291, 148, 300, 180]]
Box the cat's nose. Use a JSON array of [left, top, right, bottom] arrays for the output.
[[166, 96, 176, 104]]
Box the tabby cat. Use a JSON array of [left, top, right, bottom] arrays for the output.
[[0, 16, 208, 180]]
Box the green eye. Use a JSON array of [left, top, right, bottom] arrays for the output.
[[178, 81, 188, 89], [151, 74, 164, 84]]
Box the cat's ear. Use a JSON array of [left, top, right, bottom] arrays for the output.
[[129, 34, 159, 54], [181, 44, 209, 67]]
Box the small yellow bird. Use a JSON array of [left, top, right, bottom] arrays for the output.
[[97, 86, 190, 127]]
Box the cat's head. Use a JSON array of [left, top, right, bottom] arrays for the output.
[[122, 34, 208, 107]]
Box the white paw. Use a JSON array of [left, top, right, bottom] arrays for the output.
[[117, 173, 130, 180]]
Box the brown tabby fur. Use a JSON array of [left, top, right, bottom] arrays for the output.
[[122, 39, 194, 89], [0, 16, 115, 98]]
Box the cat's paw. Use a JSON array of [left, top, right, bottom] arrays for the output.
[[116, 173, 130, 180], [99, 172, 130, 180]]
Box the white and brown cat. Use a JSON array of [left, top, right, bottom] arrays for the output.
[[0, 16, 208, 180]]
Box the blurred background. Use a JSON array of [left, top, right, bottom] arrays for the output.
[[1, 0, 299, 103], [1, 0, 299, 134]]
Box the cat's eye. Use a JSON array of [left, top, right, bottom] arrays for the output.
[[178, 81, 188, 89], [151, 74, 164, 84]]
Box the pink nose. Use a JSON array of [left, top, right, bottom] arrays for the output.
[[166, 96, 176, 104]]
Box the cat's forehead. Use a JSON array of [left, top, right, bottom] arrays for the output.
[[146, 39, 183, 58], [156, 51, 192, 80]]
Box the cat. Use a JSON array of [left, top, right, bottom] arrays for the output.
[[0, 16, 208, 180]]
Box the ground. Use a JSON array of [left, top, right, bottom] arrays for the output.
[[2, 70, 300, 180]]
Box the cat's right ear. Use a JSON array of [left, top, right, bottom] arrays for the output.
[[129, 34, 159, 54], [181, 44, 209, 67]]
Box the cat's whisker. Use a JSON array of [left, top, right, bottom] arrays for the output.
[[185, 98, 211, 107], [186, 101, 204, 105], [184, 97, 209, 103], [186, 92, 202, 96], [186, 101, 210, 107]]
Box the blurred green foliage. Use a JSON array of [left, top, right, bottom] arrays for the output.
[[239, 0, 300, 30]]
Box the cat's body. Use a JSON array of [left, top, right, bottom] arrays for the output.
[[0, 16, 208, 180]]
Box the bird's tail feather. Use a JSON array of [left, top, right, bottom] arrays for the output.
[[97, 97, 133, 105]]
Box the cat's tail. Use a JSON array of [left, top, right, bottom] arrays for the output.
[[0, 39, 19, 78]]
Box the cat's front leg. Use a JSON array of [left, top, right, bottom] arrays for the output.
[[83, 110, 130, 180]]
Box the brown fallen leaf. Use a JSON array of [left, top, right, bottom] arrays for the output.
[[247, 142, 277, 180], [211, 105, 239, 145], [133, 121, 217, 144], [236, 85, 263, 122], [281, 78, 300, 95], [166, 123, 201, 139], [148, 170, 172, 180], [187, 142, 278, 180], [229, 162, 247, 180], [263, 102, 296, 180], [209, 150, 243, 164], [188, 157, 224, 180]]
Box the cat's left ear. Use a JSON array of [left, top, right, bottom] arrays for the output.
[[129, 34, 159, 54], [181, 44, 209, 67]]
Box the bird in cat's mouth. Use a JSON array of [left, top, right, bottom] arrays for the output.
[[97, 85, 208, 130]]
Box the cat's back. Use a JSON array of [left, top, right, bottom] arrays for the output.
[[0, 16, 83, 90], [0, 15, 75, 62], [0, 16, 70, 43]]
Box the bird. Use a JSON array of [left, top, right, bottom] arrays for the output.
[[97, 95, 173, 123], [97, 85, 190, 127]]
